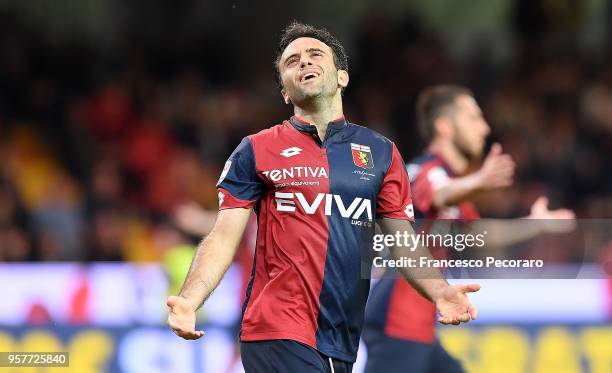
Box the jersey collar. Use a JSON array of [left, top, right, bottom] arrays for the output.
[[288, 115, 348, 137]]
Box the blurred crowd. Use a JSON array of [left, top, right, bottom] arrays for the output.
[[0, 2, 610, 262]]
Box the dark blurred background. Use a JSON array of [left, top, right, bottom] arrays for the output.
[[1, 0, 611, 257]]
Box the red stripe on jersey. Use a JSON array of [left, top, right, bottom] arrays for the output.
[[239, 123, 330, 349], [377, 143, 414, 221]]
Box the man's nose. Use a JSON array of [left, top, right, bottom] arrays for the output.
[[300, 56, 313, 68], [482, 121, 491, 136]]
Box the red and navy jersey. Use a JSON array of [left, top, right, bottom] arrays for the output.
[[364, 152, 479, 343], [216, 116, 414, 362]]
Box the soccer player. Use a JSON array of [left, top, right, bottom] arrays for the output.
[[363, 85, 575, 373], [166, 25, 480, 373]]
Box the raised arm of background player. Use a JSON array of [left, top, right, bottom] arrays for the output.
[[378, 217, 480, 325], [166, 207, 251, 340], [430, 143, 513, 208], [427, 143, 575, 246]]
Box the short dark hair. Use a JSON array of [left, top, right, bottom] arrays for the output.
[[274, 21, 349, 91], [416, 85, 474, 142]]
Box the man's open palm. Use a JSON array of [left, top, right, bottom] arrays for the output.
[[167, 295, 205, 340], [436, 283, 481, 325]]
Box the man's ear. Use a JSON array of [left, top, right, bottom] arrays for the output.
[[433, 117, 453, 139], [338, 70, 349, 89], [281, 89, 292, 105]]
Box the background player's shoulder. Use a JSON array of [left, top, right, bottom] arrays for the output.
[[410, 152, 439, 167], [407, 153, 447, 183]]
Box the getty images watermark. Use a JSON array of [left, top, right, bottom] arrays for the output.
[[371, 230, 545, 269], [363, 219, 610, 279]]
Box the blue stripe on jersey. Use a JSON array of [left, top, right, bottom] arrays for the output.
[[217, 137, 264, 201], [314, 125, 394, 362]]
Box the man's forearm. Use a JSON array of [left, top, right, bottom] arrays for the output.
[[432, 173, 482, 209], [379, 218, 448, 303], [469, 219, 543, 248], [178, 209, 250, 310], [390, 242, 448, 303]]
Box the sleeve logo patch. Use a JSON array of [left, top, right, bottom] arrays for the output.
[[217, 160, 232, 185], [404, 203, 414, 218], [351, 143, 374, 169]]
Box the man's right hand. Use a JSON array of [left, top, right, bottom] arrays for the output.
[[167, 295, 205, 340], [476, 143, 515, 190]]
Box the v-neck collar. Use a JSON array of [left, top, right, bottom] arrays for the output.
[[288, 115, 348, 145]]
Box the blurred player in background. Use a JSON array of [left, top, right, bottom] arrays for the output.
[[363, 85, 575, 373], [167, 24, 481, 373]]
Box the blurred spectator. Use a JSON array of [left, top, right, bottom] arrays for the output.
[[31, 172, 83, 260], [87, 208, 125, 262], [0, 227, 32, 261]]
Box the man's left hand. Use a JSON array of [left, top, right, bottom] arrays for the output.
[[435, 283, 481, 325]]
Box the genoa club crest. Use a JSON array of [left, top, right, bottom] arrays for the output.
[[351, 143, 374, 169]]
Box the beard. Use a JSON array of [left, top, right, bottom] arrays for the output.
[[293, 85, 325, 103], [286, 71, 337, 106], [454, 136, 483, 162]]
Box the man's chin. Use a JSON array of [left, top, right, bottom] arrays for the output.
[[469, 148, 484, 159], [292, 90, 323, 104], [460, 146, 483, 162], [300, 85, 323, 96]]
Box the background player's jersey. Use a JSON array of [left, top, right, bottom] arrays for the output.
[[216, 116, 414, 362], [364, 152, 479, 343]]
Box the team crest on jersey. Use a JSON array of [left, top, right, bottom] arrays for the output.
[[351, 143, 374, 169]]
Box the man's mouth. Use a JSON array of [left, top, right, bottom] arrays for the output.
[[300, 70, 320, 83]]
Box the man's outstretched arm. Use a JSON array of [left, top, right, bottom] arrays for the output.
[[430, 143, 514, 209], [167, 207, 252, 340], [377, 217, 480, 325], [468, 196, 575, 248]]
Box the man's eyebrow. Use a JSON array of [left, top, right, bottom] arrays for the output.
[[282, 48, 327, 64], [283, 53, 299, 63], [306, 48, 326, 54]]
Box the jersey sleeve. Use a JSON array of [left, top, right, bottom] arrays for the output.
[[411, 162, 450, 215], [376, 143, 414, 221], [216, 137, 264, 210]]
